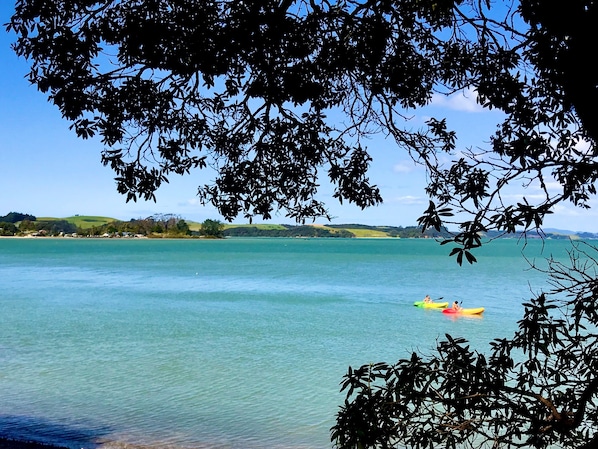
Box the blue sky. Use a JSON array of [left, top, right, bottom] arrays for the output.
[[2, 3, 598, 231]]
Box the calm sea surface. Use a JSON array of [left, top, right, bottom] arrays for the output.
[[0, 237, 577, 449]]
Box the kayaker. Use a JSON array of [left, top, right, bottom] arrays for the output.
[[452, 301, 461, 311], [424, 295, 432, 303]]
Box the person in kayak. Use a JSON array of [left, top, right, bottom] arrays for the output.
[[452, 301, 462, 311], [424, 295, 432, 303]]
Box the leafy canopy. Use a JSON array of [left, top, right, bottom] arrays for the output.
[[199, 218, 225, 238], [7, 2, 598, 449], [7, 0, 597, 263]]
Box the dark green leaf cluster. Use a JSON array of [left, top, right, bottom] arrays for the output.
[[0, 211, 37, 223], [199, 218, 224, 238], [332, 241, 598, 449], [419, 1, 598, 263], [0, 222, 18, 236], [42, 220, 78, 234]]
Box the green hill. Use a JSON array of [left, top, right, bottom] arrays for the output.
[[222, 223, 450, 238], [37, 215, 119, 229]]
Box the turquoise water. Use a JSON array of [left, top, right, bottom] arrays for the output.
[[0, 237, 573, 449]]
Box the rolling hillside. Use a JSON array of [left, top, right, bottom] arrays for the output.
[[37, 215, 118, 229]]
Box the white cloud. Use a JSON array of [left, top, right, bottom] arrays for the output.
[[431, 88, 484, 112], [542, 181, 562, 192], [551, 202, 598, 218], [185, 198, 203, 206], [500, 193, 549, 202], [542, 203, 598, 232], [392, 195, 425, 205], [393, 162, 416, 173]]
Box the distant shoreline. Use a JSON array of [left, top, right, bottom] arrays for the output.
[[0, 234, 396, 240]]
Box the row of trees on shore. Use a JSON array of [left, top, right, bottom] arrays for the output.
[[0, 210, 459, 239], [0, 212, 225, 239]]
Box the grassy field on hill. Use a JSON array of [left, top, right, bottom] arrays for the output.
[[326, 227, 390, 238], [185, 222, 288, 232], [223, 223, 288, 230], [37, 216, 117, 229], [221, 223, 407, 237], [298, 224, 391, 237]]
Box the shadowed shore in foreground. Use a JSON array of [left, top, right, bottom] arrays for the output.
[[0, 439, 68, 449]]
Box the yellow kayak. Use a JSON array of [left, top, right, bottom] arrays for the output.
[[414, 301, 449, 309], [442, 307, 485, 315]]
